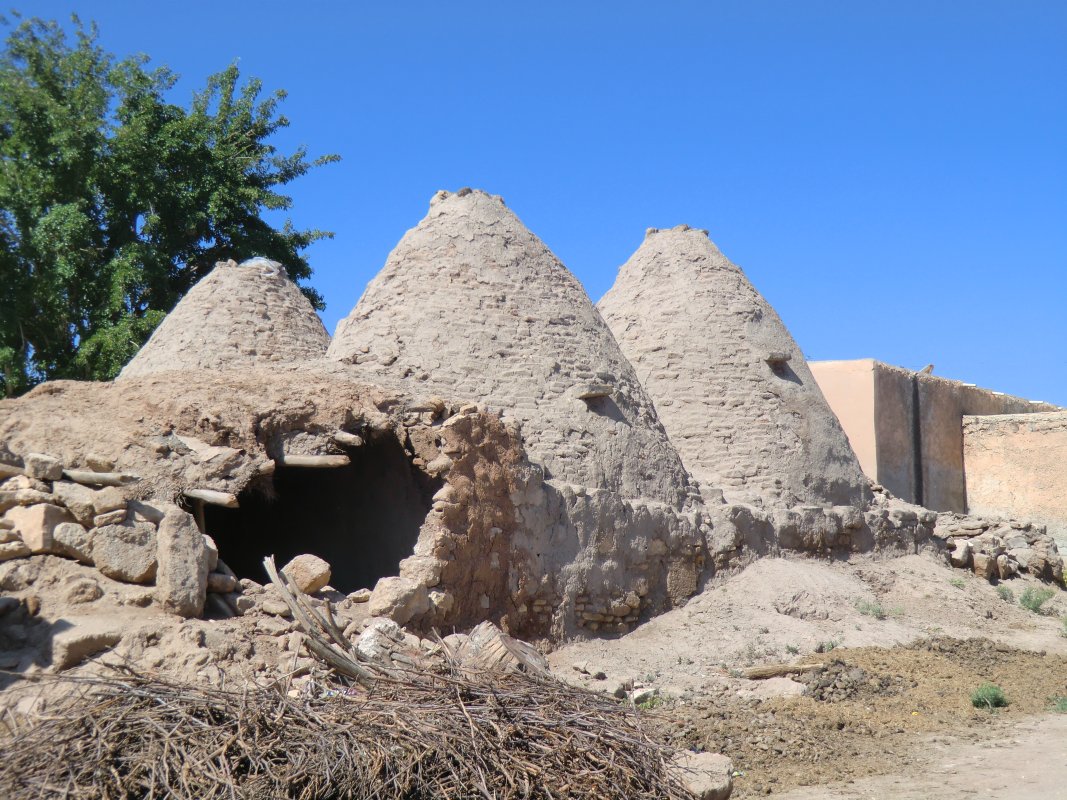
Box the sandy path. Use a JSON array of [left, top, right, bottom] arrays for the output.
[[776, 713, 1067, 800]]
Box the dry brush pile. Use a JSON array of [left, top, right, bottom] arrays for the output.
[[0, 558, 696, 800]]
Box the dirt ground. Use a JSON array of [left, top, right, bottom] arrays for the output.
[[550, 552, 1067, 799]]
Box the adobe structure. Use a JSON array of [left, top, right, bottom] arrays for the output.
[[119, 258, 331, 379], [0, 190, 1062, 653], [598, 225, 869, 510]]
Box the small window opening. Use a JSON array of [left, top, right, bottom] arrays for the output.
[[203, 433, 442, 592]]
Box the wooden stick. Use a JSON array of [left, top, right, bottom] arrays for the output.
[[281, 454, 350, 468], [183, 488, 238, 508], [332, 431, 365, 448], [741, 662, 822, 680], [63, 469, 139, 487]]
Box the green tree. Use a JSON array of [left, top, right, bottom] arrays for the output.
[[0, 14, 338, 395]]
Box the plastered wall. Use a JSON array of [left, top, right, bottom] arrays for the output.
[[811, 360, 1056, 512], [964, 412, 1067, 549]]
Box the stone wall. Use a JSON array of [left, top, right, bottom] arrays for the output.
[[963, 412, 1067, 550]]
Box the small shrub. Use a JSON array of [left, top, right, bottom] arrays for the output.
[[1050, 695, 1067, 714], [1019, 587, 1055, 614], [1061, 616, 1067, 639], [970, 683, 1008, 710], [815, 639, 839, 653], [950, 577, 966, 589], [995, 585, 1014, 603], [785, 644, 800, 655], [855, 599, 887, 620]]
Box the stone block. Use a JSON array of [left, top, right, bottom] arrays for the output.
[[155, 508, 209, 617], [949, 540, 972, 568], [206, 572, 237, 593], [93, 509, 127, 527], [972, 552, 995, 580], [54, 521, 94, 564], [24, 452, 63, 481], [50, 616, 123, 671], [51, 481, 97, 526], [281, 553, 332, 594], [670, 751, 734, 800], [367, 576, 430, 625], [202, 535, 219, 572], [5, 503, 73, 553], [92, 521, 157, 583], [127, 499, 167, 525], [91, 486, 126, 515]]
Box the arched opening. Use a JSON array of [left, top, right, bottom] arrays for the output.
[[203, 433, 442, 592]]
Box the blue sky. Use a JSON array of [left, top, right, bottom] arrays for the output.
[[31, 1, 1067, 404]]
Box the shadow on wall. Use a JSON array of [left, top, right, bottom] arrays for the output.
[[204, 434, 442, 592]]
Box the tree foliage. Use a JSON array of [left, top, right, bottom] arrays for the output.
[[0, 14, 338, 395]]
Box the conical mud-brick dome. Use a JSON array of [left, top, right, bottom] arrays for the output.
[[598, 226, 870, 508], [119, 258, 330, 379], [328, 189, 693, 506]]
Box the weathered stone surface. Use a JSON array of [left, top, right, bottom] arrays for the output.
[[206, 572, 237, 593], [0, 540, 31, 561], [65, 577, 103, 604], [91, 487, 126, 515], [599, 226, 869, 508], [24, 452, 63, 481], [355, 617, 407, 662], [972, 552, 995, 580], [281, 553, 332, 594], [53, 521, 94, 564], [0, 488, 54, 513], [367, 576, 430, 625], [670, 751, 734, 800], [4, 503, 73, 553], [92, 521, 157, 583], [50, 616, 123, 671], [203, 535, 219, 572], [155, 507, 209, 617], [51, 481, 97, 526], [93, 509, 127, 527], [118, 258, 330, 379], [127, 499, 167, 525], [950, 539, 973, 568]]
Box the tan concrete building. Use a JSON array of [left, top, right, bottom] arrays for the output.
[[810, 359, 1058, 513]]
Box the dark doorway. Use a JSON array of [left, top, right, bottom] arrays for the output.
[[204, 434, 442, 592]]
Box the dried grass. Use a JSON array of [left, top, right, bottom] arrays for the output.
[[0, 556, 696, 799], [1, 665, 693, 799]]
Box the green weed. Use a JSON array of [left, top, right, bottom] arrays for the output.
[[970, 683, 1008, 710], [1019, 587, 1055, 614]]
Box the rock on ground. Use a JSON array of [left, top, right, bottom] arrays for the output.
[[281, 553, 332, 594], [671, 751, 733, 800], [155, 508, 209, 617], [91, 521, 157, 583]]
